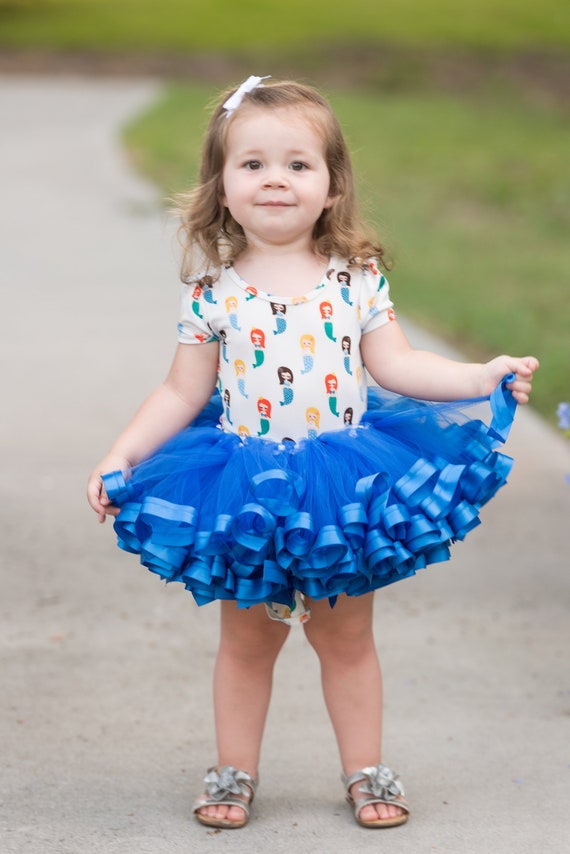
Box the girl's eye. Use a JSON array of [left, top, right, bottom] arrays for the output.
[[290, 161, 308, 172], [245, 160, 262, 170]]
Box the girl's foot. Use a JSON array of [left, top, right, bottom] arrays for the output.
[[344, 764, 410, 828], [193, 766, 257, 829], [349, 779, 407, 824]]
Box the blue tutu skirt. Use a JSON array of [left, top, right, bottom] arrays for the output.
[[102, 376, 517, 608]]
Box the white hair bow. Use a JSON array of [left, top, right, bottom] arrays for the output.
[[223, 75, 271, 117]]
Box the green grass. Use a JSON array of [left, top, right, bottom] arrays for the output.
[[1, 0, 570, 51], [123, 83, 570, 423]]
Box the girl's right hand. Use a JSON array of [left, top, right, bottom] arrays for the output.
[[87, 455, 130, 523]]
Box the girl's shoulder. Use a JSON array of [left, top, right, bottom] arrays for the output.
[[327, 256, 386, 287], [182, 263, 231, 291]]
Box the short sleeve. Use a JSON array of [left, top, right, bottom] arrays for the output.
[[359, 261, 396, 334], [177, 283, 218, 345]]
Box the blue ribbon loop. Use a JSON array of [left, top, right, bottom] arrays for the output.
[[488, 373, 517, 442]]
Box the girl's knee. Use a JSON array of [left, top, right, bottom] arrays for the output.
[[303, 596, 376, 660], [219, 602, 289, 662]]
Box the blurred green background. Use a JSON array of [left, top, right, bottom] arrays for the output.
[[2, 0, 568, 422], [1, 0, 569, 51]]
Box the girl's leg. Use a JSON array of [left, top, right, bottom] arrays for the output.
[[303, 592, 404, 823], [197, 600, 290, 824]]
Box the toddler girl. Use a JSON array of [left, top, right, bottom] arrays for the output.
[[88, 76, 538, 830]]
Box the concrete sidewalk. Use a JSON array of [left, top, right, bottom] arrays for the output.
[[1, 77, 568, 854]]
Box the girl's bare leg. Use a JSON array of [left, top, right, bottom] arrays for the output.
[[303, 593, 405, 823], [197, 601, 289, 823]]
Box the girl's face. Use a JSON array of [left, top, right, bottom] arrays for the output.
[[222, 106, 334, 251]]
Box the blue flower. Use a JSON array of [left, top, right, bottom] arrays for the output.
[[557, 402, 570, 432], [558, 403, 570, 485]]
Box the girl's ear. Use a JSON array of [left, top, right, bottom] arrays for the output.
[[323, 191, 338, 210]]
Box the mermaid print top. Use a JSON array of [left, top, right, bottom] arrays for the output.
[[178, 257, 395, 442]]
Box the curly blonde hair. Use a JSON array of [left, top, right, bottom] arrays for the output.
[[175, 79, 388, 281]]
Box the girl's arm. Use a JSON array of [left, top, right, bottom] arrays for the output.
[[87, 341, 219, 522], [361, 320, 538, 403]]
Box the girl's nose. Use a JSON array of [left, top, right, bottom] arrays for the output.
[[262, 167, 288, 188]]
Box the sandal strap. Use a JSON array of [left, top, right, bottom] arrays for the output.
[[342, 763, 408, 812], [193, 765, 257, 814]]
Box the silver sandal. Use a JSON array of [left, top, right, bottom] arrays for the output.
[[193, 765, 257, 829], [342, 763, 410, 828]]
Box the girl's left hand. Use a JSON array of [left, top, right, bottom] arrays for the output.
[[482, 355, 539, 404]]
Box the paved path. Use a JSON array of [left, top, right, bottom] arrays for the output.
[[1, 77, 569, 854]]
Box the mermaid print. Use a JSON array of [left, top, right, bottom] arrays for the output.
[[219, 328, 229, 363], [300, 334, 315, 374], [356, 366, 365, 402], [200, 275, 217, 304], [341, 335, 353, 375], [223, 389, 233, 425], [192, 285, 203, 319], [338, 270, 353, 306], [278, 366, 294, 407], [245, 285, 258, 301], [325, 373, 340, 417], [319, 301, 336, 342], [251, 327, 266, 368], [178, 320, 212, 343], [343, 407, 353, 427], [225, 296, 241, 331], [257, 398, 272, 436], [271, 302, 287, 335], [306, 407, 320, 440], [234, 359, 248, 398]]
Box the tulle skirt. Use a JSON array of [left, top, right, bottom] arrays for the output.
[[102, 377, 517, 608]]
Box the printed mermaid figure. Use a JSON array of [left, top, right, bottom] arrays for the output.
[[219, 328, 229, 363], [305, 406, 320, 440], [338, 270, 353, 306], [225, 295, 241, 330], [325, 373, 340, 417], [320, 301, 336, 342], [356, 365, 365, 402], [271, 302, 287, 335], [341, 335, 353, 375], [343, 406, 353, 427], [234, 359, 248, 398], [191, 285, 203, 319], [278, 366, 294, 407], [251, 327, 266, 368], [245, 285, 258, 301], [366, 256, 385, 291], [300, 334, 315, 374], [257, 398, 272, 436], [223, 389, 233, 426], [200, 275, 217, 304]]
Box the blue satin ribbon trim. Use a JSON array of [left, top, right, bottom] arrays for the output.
[[102, 375, 518, 608], [488, 373, 517, 442]]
